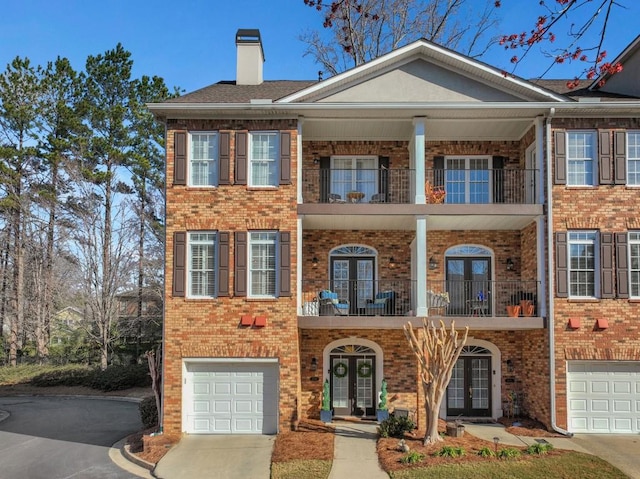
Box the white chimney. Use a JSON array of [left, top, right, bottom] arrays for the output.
[[236, 29, 264, 85]]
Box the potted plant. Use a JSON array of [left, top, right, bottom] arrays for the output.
[[506, 304, 521, 317], [377, 378, 389, 422], [320, 379, 332, 423]]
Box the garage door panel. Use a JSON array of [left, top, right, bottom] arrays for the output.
[[568, 361, 640, 433], [184, 362, 278, 434]]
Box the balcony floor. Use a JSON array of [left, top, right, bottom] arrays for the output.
[[297, 314, 545, 330]]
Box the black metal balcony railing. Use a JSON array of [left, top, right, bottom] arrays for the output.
[[302, 169, 415, 204], [301, 279, 415, 316], [301, 168, 538, 205], [300, 279, 540, 318]]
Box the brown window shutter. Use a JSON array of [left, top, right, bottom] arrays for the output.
[[174, 132, 187, 185], [556, 232, 568, 297], [319, 157, 331, 203], [616, 232, 629, 298], [278, 231, 291, 297], [234, 232, 247, 296], [235, 132, 248, 185], [172, 231, 186, 297], [219, 132, 230, 185], [433, 156, 445, 186], [614, 131, 627, 185], [600, 232, 615, 298], [279, 132, 291, 185], [217, 231, 230, 296], [598, 130, 613, 185], [554, 131, 567, 185]]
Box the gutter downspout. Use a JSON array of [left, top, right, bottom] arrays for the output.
[[545, 108, 572, 437]]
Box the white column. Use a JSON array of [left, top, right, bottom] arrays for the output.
[[297, 117, 304, 204], [416, 216, 428, 317], [413, 117, 426, 205]]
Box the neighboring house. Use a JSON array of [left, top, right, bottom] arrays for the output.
[[50, 306, 85, 345], [148, 29, 640, 436]]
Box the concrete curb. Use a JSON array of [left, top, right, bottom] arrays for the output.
[[0, 409, 9, 423], [0, 393, 145, 403], [122, 441, 156, 471], [110, 437, 155, 479]]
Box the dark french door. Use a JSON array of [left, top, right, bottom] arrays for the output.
[[331, 256, 375, 313], [447, 356, 492, 417], [330, 355, 376, 416], [446, 257, 491, 315]]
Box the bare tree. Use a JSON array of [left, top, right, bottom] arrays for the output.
[[302, 0, 500, 76], [404, 320, 468, 445]]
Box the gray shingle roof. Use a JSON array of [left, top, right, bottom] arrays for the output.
[[533, 79, 637, 100], [166, 80, 316, 103]]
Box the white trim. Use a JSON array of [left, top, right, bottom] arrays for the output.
[[248, 131, 279, 188], [188, 131, 219, 187], [183, 357, 279, 364]]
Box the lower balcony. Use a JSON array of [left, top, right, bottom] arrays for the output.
[[298, 279, 544, 330]]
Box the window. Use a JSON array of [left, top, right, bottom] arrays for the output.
[[567, 132, 596, 186], [249, 232, 277, 297], [249, 132, 278, 187], [190, 133, 218, 186], [630, 232, 640, 297], [568, 231, 597, 297], [188, 232, 216, 297], [627, 131, 640, 186], [445, 157, 491, 204], [331, 157, 378, 202]]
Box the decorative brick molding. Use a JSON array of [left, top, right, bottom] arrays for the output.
[[626, 218, 640, 229], [185, 219, 219, 230], [246, 218, 281, 230], [180, 343, 281, 358], [564, 347, 640, 360], [563, 217, 602, 229]]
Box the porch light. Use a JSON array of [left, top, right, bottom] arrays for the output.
[[310, 357, 318, 371], [312, 152, 319, 164], [428, 257, 438, 270], [506, 258, 515, 271], [312, 257, 319, 267], [506, 359, 514, 373], [389, 257, 396, 268]]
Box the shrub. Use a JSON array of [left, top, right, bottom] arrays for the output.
[[477, 446, 495, 458], [435, 446, 465, 458], [139, 396, 158, 428], [498, 447, 521, 460], [399, 451, 424, 464], [87, 364, 151, 391], [526, 443, 554, 455], [378, 415, 415, 438], [30, 365, 94, 387]]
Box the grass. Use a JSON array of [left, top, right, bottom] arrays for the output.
[[271, 460, 332, 479], [0, 364, 90, 385], [388, 452, 629, 479]]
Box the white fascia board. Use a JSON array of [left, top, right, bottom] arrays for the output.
[[277, 40, 569, 104], [183, 357, 279, 364]]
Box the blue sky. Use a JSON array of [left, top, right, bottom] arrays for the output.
[[1, 0, 638, 94]]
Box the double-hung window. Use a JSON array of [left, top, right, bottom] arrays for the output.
[[630, 232, 640, 297], [249, 232, 277, 297], [190, 133, 218, 186], [567, 131, 596, 186], [627, 131, 640, 186], [249, 132, 278, 187], [568, 231, 597, 298], [188, 232, 216, 297]]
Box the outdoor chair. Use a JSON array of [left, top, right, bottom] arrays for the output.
[[328, 193, 346, 203], [318, 290, 350, 315], [369, 193, 386, 203], [364, 290, 396, 315]]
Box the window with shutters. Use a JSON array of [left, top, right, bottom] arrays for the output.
[[627, 131, 640, 186], [249, 132, 278, 187], [249, 232, 277, 297], [188, 232, 216, 297], [568, 231, 598, 297], [630, 232, 640, 297], [567, 131, 596, 186], [189, 133, 218, 186]]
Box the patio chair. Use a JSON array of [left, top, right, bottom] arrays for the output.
[[318, 290, 350, 315], [369, 193, 386, 203], [364, 290, 396, 315], [328, 193, 346, 204]]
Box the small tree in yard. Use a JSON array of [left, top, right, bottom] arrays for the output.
[[145, 345, 162, 427], [404, 319, 468, 445]]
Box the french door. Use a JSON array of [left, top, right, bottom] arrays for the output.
[[330, 355, 376, 417], [447, 356, 491, 417], [446, 257, 491, 315], [445, 157, 491, 204], [331, 256, 375, 313], [331, 157, 378, 202]]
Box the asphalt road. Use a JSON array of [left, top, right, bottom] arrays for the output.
[[0, 396, 143, 479]]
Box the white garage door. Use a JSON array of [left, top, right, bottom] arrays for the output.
[[184, 361, 278, 434], [567, 361, 640, 433]]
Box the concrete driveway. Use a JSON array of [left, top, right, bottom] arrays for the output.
[[154, 435, 275, 479], [571, 434, 640, 479]]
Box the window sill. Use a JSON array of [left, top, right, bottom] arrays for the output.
[[628, 298, 640, 303], [567, 298, 601, 303], [184, 186, 218, 190], [247, 186, 278, 191], [245, 297, 278, 302], [184, 297, 219, 301], [564, 186, 597, 190]]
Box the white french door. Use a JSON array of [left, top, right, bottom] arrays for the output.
[[331, 157, 378, 202], [445, 157, 491, 204]]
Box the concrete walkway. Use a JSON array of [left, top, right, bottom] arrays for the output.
[[329, 421, 387, 479]]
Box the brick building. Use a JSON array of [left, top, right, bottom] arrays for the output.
[[148, 30, 640, 436]]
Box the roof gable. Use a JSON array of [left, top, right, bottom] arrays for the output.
[[592, 34, 640, 97], [279, 38, 568, 104]]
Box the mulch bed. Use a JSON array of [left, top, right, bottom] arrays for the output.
[[496, 416, 565, 437], [272, 420, 335, 463]]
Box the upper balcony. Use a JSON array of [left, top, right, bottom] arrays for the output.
[[301, 168, 539, 205]]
